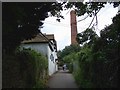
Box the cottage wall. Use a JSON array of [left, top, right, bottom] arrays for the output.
[[47, 46, 55, 76], [21, 43, 48, 57]]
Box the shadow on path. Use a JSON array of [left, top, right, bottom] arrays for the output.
[[47, 70, 78, 88]]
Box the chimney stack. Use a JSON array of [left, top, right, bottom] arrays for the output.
[[70, 10, 78, 45]]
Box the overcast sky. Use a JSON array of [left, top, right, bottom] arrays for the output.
[[41, 3, 118, 50]]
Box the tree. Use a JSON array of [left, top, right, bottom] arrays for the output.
[[2, 2, 64, 54], [91, 13, 120, 87], [59, 44, 81, 59], [76, 28, 98, 46], [57, 44, 81, 66]]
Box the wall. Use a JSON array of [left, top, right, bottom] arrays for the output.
[[54, 51, 58, 71], [47, 46, 55, 76], [118, 5, 120, 12], [47, 44, 58, 75], [21, 43, 48, 57]]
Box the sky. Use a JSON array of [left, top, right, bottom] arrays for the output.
[[41, 3, 118, 50]]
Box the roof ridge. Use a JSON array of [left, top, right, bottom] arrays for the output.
[[38, 32, 50, 41]]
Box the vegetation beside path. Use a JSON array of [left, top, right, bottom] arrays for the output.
[[3, 48, 48, 88]]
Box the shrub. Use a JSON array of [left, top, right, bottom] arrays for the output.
[[73, 46, 94, 88], [63, 52, 78, 72], [3, 48, 48, 88]]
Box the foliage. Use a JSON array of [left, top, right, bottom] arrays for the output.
[[2, 2, 64, 54], [2, 48, 48, 88], [92, 13, 120, 88], [76, 28, 98, 46], [73, 45, 94, 88], [58, 44, 81, 68], [64, 2, 120, 17], [63, 52, 79, 72], [58, 44, 81, 60], [73, 13, 120, 88]]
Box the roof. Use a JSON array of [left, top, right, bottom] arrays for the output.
[[21, 32, 57, 52], [21, 32, 49, 44], [45, 34, 54, 40]]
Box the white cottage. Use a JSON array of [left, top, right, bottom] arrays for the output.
[[21, 32, 58, 76]]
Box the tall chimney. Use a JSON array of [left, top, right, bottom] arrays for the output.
[[70, 10, 78, 45]]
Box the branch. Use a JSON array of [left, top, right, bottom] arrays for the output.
[[77, 15, 89, 22], [87, 9, 100, 29]]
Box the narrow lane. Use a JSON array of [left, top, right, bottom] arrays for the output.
[[48, 70, 78, 88]]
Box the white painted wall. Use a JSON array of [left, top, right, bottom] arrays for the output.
[[21, 43, 58, 76], [21, 43, 48, 57], [118, 5, 120, 12], [48, 47, 55, 76], [47, 46, 58, 75], [54, 52, 58, 71]]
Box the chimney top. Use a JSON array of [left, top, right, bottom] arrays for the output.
[[70, 10, 76, 14]]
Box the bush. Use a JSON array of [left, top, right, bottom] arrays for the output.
[[3, 54, 24, 88], [73, 46, 94, 88], [3, 48, 48, 88], [63, 52, 78, 73]]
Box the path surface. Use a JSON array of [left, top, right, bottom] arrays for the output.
[[48, 70, 78, 88]]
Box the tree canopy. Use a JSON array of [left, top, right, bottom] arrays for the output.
[[3, 2, 64, 53], [76, 28, 98, 46], [64, 2, 120, 17]]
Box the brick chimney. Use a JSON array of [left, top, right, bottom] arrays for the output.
[[70, 10, 78, 45]]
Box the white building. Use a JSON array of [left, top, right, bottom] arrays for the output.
[[118, 4, 120, 12], [21, 32, 58, 76]]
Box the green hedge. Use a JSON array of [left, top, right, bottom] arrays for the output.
[[73, 44, 119, 88], [3, 48, 48, 88], [73, 46, 94, 88], [63, 52, 78, 73]]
